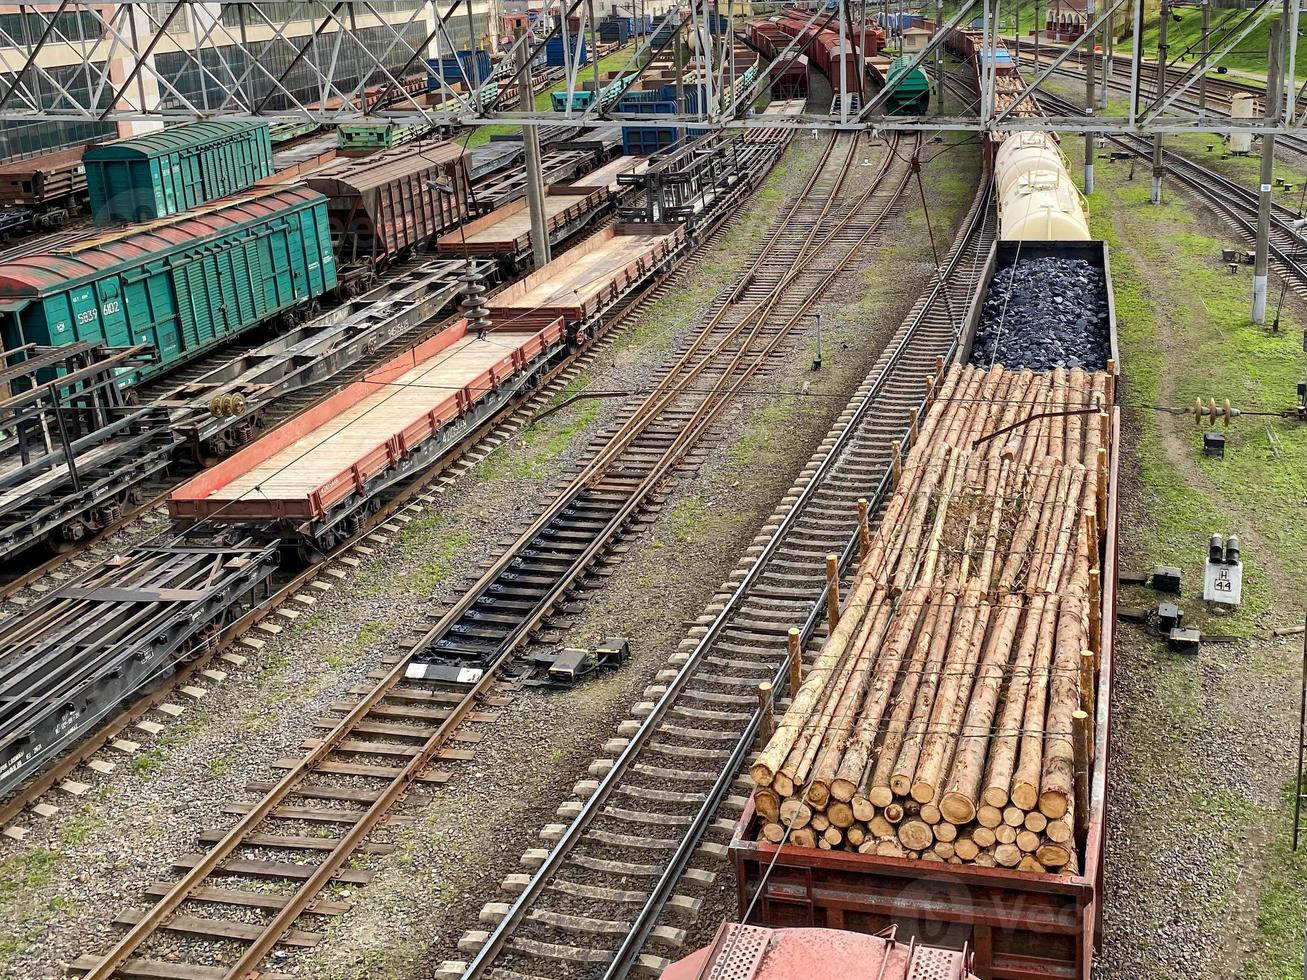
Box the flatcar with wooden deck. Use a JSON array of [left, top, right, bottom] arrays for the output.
[[433, 185, 609, 270], [167, 317, 567, 553], [167, 220, 686, 551]]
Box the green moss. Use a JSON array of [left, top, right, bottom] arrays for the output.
[[1248, 784, 1307, 979]]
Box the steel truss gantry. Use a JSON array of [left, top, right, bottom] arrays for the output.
[[0, 0, 1302, 137]]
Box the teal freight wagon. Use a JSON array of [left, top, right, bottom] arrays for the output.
[[885, 56, 930, 115], [83, 121, 275, 224], [0, 186, 336, 384]]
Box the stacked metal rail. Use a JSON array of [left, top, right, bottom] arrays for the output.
[[0, 542, 278, 797], [0, 343, 178, 563]]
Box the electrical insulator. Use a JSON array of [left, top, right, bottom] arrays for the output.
[[460, 271, 491, 336]]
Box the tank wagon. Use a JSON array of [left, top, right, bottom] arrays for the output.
[[0, 186, 336, 385], [82, 121, 274, 225], [305, 142, 473, 290]]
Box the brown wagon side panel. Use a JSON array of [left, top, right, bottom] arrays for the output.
[[305, 142, 472, 266]]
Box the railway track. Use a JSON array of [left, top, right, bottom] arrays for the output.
[[0, 138, 793, 834], [1036, 89, 1307, 298], [67, 129, 917, 980], [458, 154, 996, 980], [1016, 44, 1307, 158]]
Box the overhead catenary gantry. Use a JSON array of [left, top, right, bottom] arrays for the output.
[[0, 0, 1302, 137]]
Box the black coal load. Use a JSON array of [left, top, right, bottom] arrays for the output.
[[970, 256, 1110, 370]]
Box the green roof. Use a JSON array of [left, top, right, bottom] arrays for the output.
[[84, 121, 268, 160]]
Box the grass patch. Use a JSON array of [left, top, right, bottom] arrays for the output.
[[666, 497, 710, 544], [0, 848, 61, 960], [206, 753, 236, 776], [727, 396, 799, 474], [1065, 138, 1307, 633], [1248, 783, 1307, 979]]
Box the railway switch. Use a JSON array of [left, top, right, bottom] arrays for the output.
[[1168, 626, 1202, 655]]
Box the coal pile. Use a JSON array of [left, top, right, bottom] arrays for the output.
[[971, 256, 1111, 370]]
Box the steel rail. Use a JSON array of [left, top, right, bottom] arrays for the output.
[[461, 131, 930, 979], [73, 136, 792, 979], [0, 150, 776, 836], [203, 130, 830, 980], [604, 173, 994, 980]]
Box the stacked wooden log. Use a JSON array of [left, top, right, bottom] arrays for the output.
[[994, 75, 1040, 119], [750, 364, 1113, 874]]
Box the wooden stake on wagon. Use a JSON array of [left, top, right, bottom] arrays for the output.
[[788, 628, 802, 697], [1079, 650, 1096, 716], [758, 682, 774, 740], [826, 555, 841, 632], [1088, 567, 1102, 665], [858, 498, 871, 560], [1072, 709, 1092, 835]]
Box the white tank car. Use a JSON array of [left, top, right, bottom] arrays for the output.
[[994, 131, 1067, 198], [995, 131, 1091, 241]]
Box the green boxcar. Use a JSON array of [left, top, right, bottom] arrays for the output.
[[336, 122, 432, 154], [83, 121, 274, 225], [0, 186, 336, 384], [886, 56, 930, 115]]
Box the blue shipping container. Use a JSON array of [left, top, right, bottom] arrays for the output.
[[545, 34, 588, 66], [426, 49, 492, 89], [621, 125, 709, 154]]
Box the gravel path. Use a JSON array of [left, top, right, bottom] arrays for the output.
[[1078, 148, 1307, 978]]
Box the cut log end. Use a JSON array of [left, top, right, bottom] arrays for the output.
[[898, 819, 934, 852], [829, 777, 858, 803], [1038, 789, 1070, 819], [939, 792, 977, 825]]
